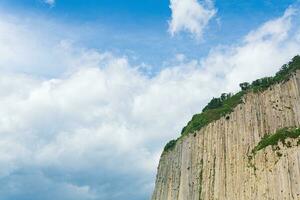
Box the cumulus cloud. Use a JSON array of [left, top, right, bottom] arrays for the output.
[[169, 0, 216, 39], [0, 5, 300, 200]]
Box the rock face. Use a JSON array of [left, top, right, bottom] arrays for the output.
[[152, 71, 300, 200]]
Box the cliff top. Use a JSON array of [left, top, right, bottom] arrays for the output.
[[164, 55, 300, 152]]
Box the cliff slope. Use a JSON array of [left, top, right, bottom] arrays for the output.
[[152, 61, 300, 200]]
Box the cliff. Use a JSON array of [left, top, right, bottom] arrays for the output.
[[152, 60, 300, 200]]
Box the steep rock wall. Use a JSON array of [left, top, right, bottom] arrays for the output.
[[152, 71, 300, 200]]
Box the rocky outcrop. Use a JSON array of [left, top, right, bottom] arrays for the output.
[[152, 71, 300, 200]]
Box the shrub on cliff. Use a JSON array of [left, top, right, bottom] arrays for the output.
[[181, 91, 245, 136], [252, 127, 300, 154], [164, 140, 177, 152]]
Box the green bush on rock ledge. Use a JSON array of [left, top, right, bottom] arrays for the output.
[[163, 140, 177, 152], [252, 127, 300, 155]]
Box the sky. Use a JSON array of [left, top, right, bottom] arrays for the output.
[[0, 0, 300, 199]]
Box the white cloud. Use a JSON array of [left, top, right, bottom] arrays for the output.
[[44, 0, 55, 6], [245, 8, 295, 43], [169, 0, 216, 40], [202, 7, 300, 91], [0, 5, 300, 200]]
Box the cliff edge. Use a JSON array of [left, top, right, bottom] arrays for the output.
[[152, 56, 300, 200]]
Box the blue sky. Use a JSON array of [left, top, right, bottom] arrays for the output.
[[0, 0, 296, 71], [0, 0, 300, 200]]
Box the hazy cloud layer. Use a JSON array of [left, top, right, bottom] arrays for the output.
[[0, 6, 300, 200]]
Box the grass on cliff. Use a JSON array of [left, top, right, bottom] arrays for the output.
[[163, 55, 300, 152], [252, 127, 300, 154], [180, 91, 245, 136]]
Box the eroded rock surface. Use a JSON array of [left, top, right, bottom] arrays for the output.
[[152, 71, 300, 200]]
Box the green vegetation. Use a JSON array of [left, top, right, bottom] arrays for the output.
[[251, 127, 300, 154], [163, 55, 300, 153], [163, 139, 177, 152], [181, 91, 245, 136], [239, 82, 250, 91], [241, 55, 300, 93]]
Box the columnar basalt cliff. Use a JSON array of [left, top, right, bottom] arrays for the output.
[[152, 58, 300, 200]]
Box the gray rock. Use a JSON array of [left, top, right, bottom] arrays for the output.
[[152, 70, 300, 200]]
